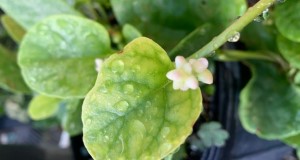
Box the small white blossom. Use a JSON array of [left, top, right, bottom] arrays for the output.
[[95, 58, 104, 72], [166, 56, 213, 91]]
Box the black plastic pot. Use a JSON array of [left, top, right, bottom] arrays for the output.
[[200, 62, 295, 160]]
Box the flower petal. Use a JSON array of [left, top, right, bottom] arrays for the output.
[[185, 77, 199, 89], [175, 56, 187, 68], [190, 58, 209, 73], [166, 70, 181, 81], [197, 69, 213, 84]]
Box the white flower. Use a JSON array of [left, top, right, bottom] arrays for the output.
[[166, 56, 213, 91], [95, 58, 104, 72]]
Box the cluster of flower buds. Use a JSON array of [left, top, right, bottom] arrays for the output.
[[166, 56, 213, 91]]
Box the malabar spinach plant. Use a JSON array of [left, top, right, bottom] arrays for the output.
[[0, 0, 300, 159]]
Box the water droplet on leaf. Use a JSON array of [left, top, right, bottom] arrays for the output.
[[111, 60, 125, 73], [254, 8, 269, 22], [114, 100, 129, 112], [99, 85, 108, 93], [209, 51, 216, 57], [227, 31, 240, 42], [161, 127, 170, 138], [123, 84, 134, 94]]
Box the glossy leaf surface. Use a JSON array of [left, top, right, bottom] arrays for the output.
[[122, 24, 142, 43], [82, 37, 202, 159], [277, 34, 300, 69], [28, 95, 61, 120], [18, 15, 111, 98], [111, 0, 246, 50], [0, 0, 81, 30], [240, 61, 300, 139], [275, 0, 300, 42], [241, 22, 278, 52], [169, 24, 219, 59]]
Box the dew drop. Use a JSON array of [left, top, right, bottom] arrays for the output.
[[160, 127, 170, 138], [114, 100, 129, 112], [254, 8, 269, 22], [227, 31, 240, 42], [123, 84, 134, 94], [111, 60, 125, 73], [209, 51, 216, 57], [132, 120, 146, 137], [99, 81, 112, 93], [103, 135, 110, 143], [132, 65, 141, 73]]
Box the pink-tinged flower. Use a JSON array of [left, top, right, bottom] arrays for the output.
[[166, 56, 213, 91], [95, 58, 104, 72]]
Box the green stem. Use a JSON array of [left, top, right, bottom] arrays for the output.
[[188, 0, 276, 59], [216, 50, 276, 62]]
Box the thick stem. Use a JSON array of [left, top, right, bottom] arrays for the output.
[[189, 0, 276, 59]]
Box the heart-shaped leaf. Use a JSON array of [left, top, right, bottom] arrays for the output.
[[240, 61, 300, 139], [18, 15, 112, 98], [82, 37, 202, 159], [275, 0, 300, 42], [0, 0, 81, 30], [277, 34, 300, 69], [28, 95, 61, 120], [0, 45, 30, 94]]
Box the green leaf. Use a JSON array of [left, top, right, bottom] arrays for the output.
[[277, 34, 300, 69], [122, 24, 142, 43], [111, 0, 246, 50], [61, 99, 83, 136], [241, 22, 278, 52], [282, 134, 300, 148], [240, 61, 300, 139], [169, 24, 220, 59], [1, 15, 25, 43], [0, 0, 81, 30], [28, 95, 61, 120], [275, 0, 300, 42], [197, 122, 229, 147], [82, 37, 202, 159], [18, 15, 112, 98], [295, 72, 300, 85], [0, 45, 30, 94]]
